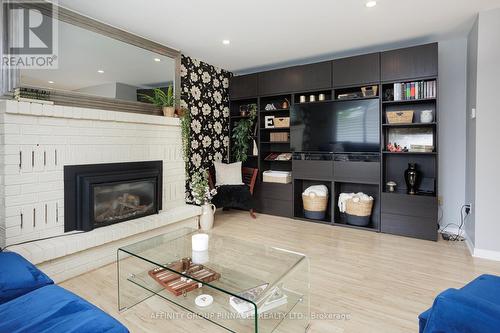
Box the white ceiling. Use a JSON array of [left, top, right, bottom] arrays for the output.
[[57, 0, 500, 74]]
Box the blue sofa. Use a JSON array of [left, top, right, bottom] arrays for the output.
[[0, 251, 129, 333], [419, 274, 500, 333]]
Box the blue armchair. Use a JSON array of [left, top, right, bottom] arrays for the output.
[[419, 274, 500, 333], [0, 251, 129, 333]]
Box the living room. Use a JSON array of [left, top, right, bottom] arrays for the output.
[[1, 1, 500, 332]]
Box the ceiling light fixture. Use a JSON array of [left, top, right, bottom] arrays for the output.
[[365, 1, 377, 8], [154, 58, 161, 62], [97, 69, 104, 74], [222, 40, 230, 45], [48, 80, 54, 84]]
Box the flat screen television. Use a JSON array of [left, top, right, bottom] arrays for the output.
[[290, 99, 380, 153]]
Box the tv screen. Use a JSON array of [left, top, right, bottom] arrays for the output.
[[290, 99, 380, 153]]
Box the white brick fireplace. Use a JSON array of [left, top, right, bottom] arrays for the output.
[[0, 100, 200, 281]]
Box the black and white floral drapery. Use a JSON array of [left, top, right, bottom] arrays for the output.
[[180, 55, 231, 202]]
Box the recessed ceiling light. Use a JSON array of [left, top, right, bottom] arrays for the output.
[[154, 58, 161, 62], [222, 40, 230, 45], [48, 80, 54, 84], [365, 1, 377, 8], [97, 69, 104, 74]]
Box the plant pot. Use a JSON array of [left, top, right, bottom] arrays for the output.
[[162, 106, 175, 117], [200, 203, 216, 231], [176, 108, 185, 117]]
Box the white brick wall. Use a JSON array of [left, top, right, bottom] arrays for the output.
[[0, 101, 199, 265]]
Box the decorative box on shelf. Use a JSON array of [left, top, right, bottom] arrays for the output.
[[361, 85, 378, 97], [270, 132, 290, 142], [263, 170, 292, 184], [274, 117, 290, 128], [386, 110, 414, 124]]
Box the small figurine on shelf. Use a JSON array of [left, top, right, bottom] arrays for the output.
[[281, 98, 290, 109]]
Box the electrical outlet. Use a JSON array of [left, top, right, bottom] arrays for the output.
[[471, 108, 476, 119], [465, 204, 472, 215], [438, 196, 443, 206]]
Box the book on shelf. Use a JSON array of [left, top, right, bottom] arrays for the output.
[[392, 80, 436, 101]]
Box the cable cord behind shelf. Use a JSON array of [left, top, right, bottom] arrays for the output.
[[439, 204, 470, 241]]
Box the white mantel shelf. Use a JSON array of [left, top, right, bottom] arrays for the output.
[[1, 100, 180, 126]]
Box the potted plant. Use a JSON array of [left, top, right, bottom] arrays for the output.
[[191, 170, 217, 230], [232, 108, 257, 162], [139, 86, 175, 117], [180, 108, 191, 172]]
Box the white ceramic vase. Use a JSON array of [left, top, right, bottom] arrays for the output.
[[420, 110, 433, 123], [200, 203, 216, 231]]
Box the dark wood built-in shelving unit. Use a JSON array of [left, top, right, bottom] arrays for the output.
[[229, 42, 439, 241]]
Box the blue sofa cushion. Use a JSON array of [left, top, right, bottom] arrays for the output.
[[0, 284, 129, 333], [0, 251, 53, 304], [420, 274, 500, 333]]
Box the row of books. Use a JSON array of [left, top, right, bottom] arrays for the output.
[[393, 80, 436, 101]]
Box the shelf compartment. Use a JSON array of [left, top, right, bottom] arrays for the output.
[[333, 182, 380, 230], [383, 154, 436, 195], [293, 90, 332, 104], [260, 94, 292, 112], [382, 98, 436, 104], [294, 179, 333, 224]]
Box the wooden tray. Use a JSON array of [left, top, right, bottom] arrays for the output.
[[148, 258, 221, 296]]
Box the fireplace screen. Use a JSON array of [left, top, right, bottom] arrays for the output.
[[93, 179, 156, 225]]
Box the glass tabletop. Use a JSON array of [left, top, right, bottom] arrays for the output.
[[119, 228, 306, 298], [117, 228, 310, 333]]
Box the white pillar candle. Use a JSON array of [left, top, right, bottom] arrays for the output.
[[192, 250, 209, 265], [192, 233, 209, 252]]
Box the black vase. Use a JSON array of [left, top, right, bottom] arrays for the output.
[[404, 163, 419, 195]]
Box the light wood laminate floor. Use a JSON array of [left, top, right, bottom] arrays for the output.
[[61, 210, 500, 333]]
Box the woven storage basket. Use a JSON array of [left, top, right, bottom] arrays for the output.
[[345, 198, 373, 217], [303, 192, 328, 212], [274, 117, 290, 128], [386, 110, 414, 124]]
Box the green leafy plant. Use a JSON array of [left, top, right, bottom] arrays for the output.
[[191, 170, 217, 205], [139, 86, 174, 107], [180, 108, 191, 170], [232, 108, 257, 163]]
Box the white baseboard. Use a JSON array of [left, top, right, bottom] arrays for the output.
[[464, 233, 475, 256], [473, 248, 500, 262]]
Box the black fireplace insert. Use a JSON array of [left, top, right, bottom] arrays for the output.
[[64, 161, 162, 232]]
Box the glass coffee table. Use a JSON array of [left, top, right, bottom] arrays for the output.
[[117, 228, 310, 333]]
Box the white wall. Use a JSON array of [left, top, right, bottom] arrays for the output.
[[474, 8, 500, 255], [465, 18, 478, 246], [438, 38, 468, 229]]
